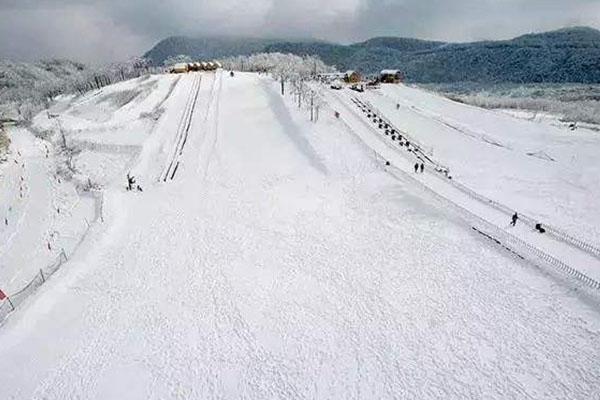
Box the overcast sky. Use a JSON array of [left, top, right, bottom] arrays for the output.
[[1, 0, 599, 64]]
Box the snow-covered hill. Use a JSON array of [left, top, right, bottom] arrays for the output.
[[0, 71, 599, 399], [0, 58, 158, 123]]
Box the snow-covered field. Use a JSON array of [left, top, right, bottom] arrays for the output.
[[0, 72, 599, 399]]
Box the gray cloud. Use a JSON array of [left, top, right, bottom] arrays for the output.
[[1, 0, 599, 63]]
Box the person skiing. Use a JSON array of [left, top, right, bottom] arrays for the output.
[[511, 212, 518, 227], [414, 163, 419, 173], [420, 163, 424, 173]]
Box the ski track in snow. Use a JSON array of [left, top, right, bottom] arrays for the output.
[[0, 73, 599, 399]]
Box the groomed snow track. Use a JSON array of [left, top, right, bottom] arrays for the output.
[[161, 73, 202, 182]]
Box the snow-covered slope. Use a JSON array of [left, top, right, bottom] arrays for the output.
[[362, 84, 600, 245], [0, 128, 93, 292], [0, 72, 599, 399], [0, 74, 181, 294]]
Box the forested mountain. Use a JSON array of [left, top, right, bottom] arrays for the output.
[[143, 37, 284, 66], [145, 27, 600, 83], [265, 27, 600, 82]]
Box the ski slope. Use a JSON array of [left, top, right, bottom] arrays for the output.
[[0, 72, 599, 399], [321, 88, 600, 288], [362, 84, 600, 245]]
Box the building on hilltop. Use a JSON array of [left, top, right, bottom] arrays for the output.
[[380, 70, 404, 83], [318, 72, 344, 82], [170, 60, 222, 73], [171, 63, 189, 73], [344, 70, 362, 83]]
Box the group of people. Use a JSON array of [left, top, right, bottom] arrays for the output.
[[414, 162, 424, 173]]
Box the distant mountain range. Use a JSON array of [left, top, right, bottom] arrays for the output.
[[144, 37, 282, 66], [144, 27, 600, 83]]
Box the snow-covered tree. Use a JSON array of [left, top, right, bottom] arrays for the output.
[[163, 55, 193, 67], [0, 57, 160, 125], [220, 52, 333, 96], [0, 127, 9, 159]]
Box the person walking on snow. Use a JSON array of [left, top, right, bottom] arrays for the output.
[[511, 212, 519, 227], [414, 163, 419, 173], [420, 163, 424, 173]]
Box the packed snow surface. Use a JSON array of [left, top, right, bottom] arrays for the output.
[[0, 73, 599, 399]]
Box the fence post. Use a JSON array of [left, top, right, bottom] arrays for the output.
[[99, 193, 104, 223], [7, 297, 14, 311]]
